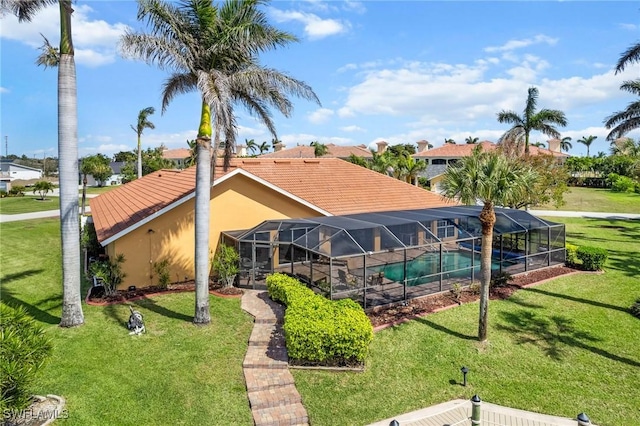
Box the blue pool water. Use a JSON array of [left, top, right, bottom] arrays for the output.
[[373, 251, 500, 286]]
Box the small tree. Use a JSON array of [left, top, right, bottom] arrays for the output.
[[211, 244, 240, 288], [32, 181, 54, 200]]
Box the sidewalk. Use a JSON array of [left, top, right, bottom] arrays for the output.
[[240, 290, 308, 426], [0, 206, 91, 223]]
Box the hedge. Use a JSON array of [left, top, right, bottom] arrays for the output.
[[266, 273, 373, 366], [576, 246, 608, 271], [565, 243, 580, 268]]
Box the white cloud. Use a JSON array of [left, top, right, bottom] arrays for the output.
[[618, 23, 638, 31], [0, 4, 130, 67], [307, 108, 334, 124], [340, 125, 365, 132], [0, 87, 8, 94], [484, 34, 558, 53], [269, 9, 349, 39], [343, 1, 366, 14]]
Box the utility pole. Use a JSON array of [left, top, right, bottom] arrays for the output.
[[4, 136, 7, 159]]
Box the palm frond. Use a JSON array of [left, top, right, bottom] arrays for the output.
[[615, 42, 640, 74], [2, 0, 57, 22]]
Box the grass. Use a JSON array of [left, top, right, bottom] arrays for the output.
[[292, 217, 640, 426], [0, 219, 255, 425], [2, 218, 639, 425], [537, 186, 640, 213], [0, 196, 59, 214], [83, 186, 117, 195]]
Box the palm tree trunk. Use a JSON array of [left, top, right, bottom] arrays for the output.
[[478, 203, 496, 342], [58, 0, 84, 327], [137, 134, 142, 179], [194, 101, 212, 325]]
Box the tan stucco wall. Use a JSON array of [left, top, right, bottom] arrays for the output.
[[106, 174, 321, 288]]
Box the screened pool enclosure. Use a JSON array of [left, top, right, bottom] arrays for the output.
[[222, 206, 565, 309]]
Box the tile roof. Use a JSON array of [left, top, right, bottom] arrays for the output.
[[258, 144, 373, 159], [162, 148, 191, 160], [414, 141, 568, 158], [90, 158, 454, 243]]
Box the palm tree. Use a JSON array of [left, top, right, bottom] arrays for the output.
[[605, 42, 640, 140], [131, 107, 156, 179], [444, 138, 456, 144], [465, 136, 479, 144], [441, 147, 537, 341], [403, 155, 427, 186], [121, 0, 318, 324], [258, 141, 270, 154], [531, 142, 545, 148], [577, 135, 597, 157], [310, 141, 328, 157], [497, 86, 567, 156], [245, 138, 258, 155], [560, 136, 572, 152], [8, 0, 84, 327]]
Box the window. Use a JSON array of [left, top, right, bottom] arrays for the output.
[[432, 159, 446, 165], [436, 220, 456, 239]]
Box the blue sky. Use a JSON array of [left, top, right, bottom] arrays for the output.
[[2, 1, 640, 159]]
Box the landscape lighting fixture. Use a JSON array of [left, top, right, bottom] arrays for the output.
[[461, 366, 469, 387]]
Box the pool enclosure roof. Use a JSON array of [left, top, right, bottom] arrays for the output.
[[225, 206, 562, 258]]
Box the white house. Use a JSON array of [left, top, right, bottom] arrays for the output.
[[0, 161, 43, 181]]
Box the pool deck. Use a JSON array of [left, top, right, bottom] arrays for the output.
[[367, 399, 591, 426]]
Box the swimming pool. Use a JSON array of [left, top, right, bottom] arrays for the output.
[[373, 250, 500, 286]]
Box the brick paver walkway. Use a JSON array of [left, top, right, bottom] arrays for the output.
[[241, 290, 309, 426]]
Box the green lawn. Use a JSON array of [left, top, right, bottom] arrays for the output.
[[0, 196, 59, 214], [2, 218, 639, 426], [292, 217, 640, 426], [83, 186, 118, 195], [537, 186, 640, 213], [0, 219, 255, 425]]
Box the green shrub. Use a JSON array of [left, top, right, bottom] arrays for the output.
[[8, 186, 25, 197], [267, 273, 373, 366], [576, 246, 608, 271], [266, 273, 315, 306], [630, 299, 640, 319], [490, 271, 512, 288], [565, 243, 580, 267], [154, 259, 171, 289], [0, 190, 6, 198], [88, 253, 127, 296], [211, 244, 240, 287], [607, 173, 636, 193], [0, 303, 53, 412]]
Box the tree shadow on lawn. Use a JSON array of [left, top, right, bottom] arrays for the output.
[[414, 316, 477, 341], [604, 248, 640, 278], [497, 310, 640, 367], [0, 269, 61, 324], [100, 296, 193, 331], [521, 287, 629, 314]]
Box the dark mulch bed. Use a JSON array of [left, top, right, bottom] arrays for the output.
[[87, 280, 243, 304], [367, 266, 580, 328]]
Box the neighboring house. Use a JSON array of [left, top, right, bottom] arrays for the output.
[[80, 161, 126, 187], [257, 143, 374, 159], [0, 160, 43, 181], [414, 141, 569, 193], [162, 148, 191, 168], [89, 158, 453, 288]]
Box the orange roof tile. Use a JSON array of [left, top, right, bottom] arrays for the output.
[[162, 148, 191, 160], [90, 158, 453, 243], [259, 144, 373, 159]]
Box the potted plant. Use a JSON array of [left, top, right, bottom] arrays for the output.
[[211, 244, 240, 288]]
